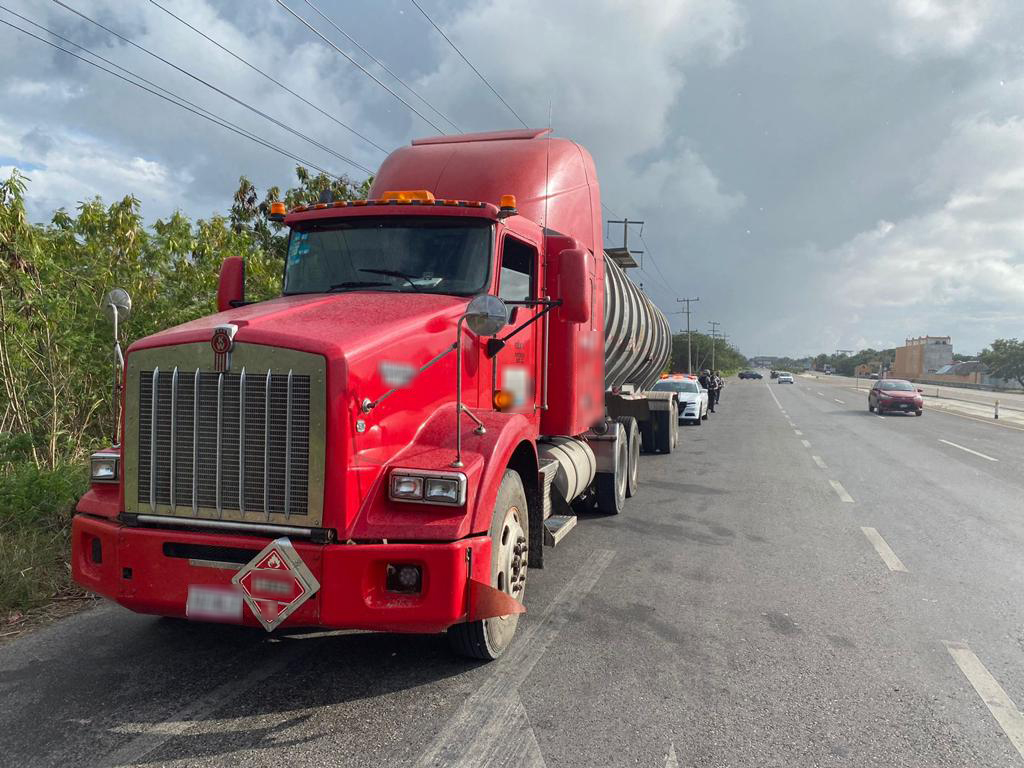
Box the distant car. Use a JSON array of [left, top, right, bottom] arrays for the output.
[[770, 370, 779, 379], [738, 370, 762, 380], [652, 376, 709, 424], [777, 373, 794, 384], [869, 379, 923, 415], [868, 373, 880, 379]]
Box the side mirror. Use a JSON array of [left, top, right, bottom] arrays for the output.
[[464, 294, 508, 337], [917, 388, 924, 393], [217, 257, 245, 312], [558, 248, 591, 324]]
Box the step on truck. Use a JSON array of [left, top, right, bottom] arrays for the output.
[[73, 129, 675, 660]]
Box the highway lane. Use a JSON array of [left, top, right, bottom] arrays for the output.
[[2, 380, 1023, 766], [768, 375, 1024, 764]]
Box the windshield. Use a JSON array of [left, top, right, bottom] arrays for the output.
[[283, 217, 493, 296], [880, 380, 914, 391], [653, 380, 700, 394]]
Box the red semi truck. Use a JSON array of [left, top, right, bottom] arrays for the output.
[[72, 129, 675, 659]]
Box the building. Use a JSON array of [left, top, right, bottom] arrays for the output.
[[893, 336, 953, 379]]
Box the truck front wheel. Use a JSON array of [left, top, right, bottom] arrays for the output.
[[448, 470, 528, 660]]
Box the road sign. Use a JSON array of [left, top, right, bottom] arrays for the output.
[[232, 537, 320, 631]]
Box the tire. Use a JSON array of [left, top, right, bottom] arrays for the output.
[[447, 470, 528, 660], [670, 403, 679, 450], [915, 409, 923, 417], [596, 427, 628, 514], [869, 403, 875, 412], [655, 409, 674, 454], [615, 417, 640, 498], [695, 415, 703, 426]]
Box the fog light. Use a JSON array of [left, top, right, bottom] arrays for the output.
[[90, 451, 119, 483], [390, 474, 423, 500], [425, 477, 461, 504], [386, 564, 422, 594]]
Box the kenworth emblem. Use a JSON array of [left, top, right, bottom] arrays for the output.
[[211, 324, 237, 372]]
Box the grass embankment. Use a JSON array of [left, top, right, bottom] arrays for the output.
[[0, 463, 88, 624]]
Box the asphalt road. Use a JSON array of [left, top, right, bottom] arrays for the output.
[[4, 378, 1024, 767]]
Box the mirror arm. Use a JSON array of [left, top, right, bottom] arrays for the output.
[[485, 299, 562, 359], [362, 341, 458, 413]]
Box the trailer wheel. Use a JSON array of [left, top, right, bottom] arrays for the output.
[[615, 416, 640, 498], [655, 409, 674, 454], [447, 470, 528, 661]]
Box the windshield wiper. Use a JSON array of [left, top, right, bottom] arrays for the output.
[[360, 268, 422, 292], [327, 281, 392, 291]]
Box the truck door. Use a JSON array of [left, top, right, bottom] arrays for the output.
[[493, 233, 541, 418]]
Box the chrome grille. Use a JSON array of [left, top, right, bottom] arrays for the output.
[[137, 368, 311, 520]]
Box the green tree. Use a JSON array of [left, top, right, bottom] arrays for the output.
[[980, 338, 1024, 387]]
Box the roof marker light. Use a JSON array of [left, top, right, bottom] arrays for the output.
[[381, 189, 436, 203]]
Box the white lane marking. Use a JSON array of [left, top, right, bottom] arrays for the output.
[[665, 742, 679, 768], [766, 382, 784, 409], [812, 455, 827, 469], [106, 640, 308, 767], [834, 398, 845, 404], [794, 430, 803, 436], [829, 479, 854, 503], [945, 641, 1024, 761], [877, 415, 886, 420], [817, 392, 825, 397], [801, 439, 811, 448], [860, 527, 908, 572], [416, 550, 615, 767], [938, 438, 998, 462]]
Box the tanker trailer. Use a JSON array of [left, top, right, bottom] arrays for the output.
[[603, 251, 677, 455]]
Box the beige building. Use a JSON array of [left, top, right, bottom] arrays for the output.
[[892, 336, 952, 379]]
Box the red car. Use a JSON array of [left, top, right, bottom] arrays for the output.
[[868, 379, 924, 415]]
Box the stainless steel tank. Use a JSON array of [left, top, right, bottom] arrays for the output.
[[603, 253, 672, 390]]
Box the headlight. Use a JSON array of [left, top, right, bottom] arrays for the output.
[[90, 451, 120, 483], [389, 470, 466, 506]]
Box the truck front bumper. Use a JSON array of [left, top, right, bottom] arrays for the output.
[[72, 515, 490, 634]]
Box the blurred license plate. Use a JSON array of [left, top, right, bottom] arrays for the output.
[[186, 585, 243, 623]]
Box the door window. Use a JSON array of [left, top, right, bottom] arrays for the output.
[[498, 237, 536, 302]]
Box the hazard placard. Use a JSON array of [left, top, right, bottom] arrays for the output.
[[232, 537, 320, 631]]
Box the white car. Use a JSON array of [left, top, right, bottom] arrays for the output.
[[652, 377, 709, 424], [777, 373, 794, 384]]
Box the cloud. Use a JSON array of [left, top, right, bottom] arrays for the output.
[[412, 0, 747, 221], [823, 115, 1024, 346], [882, 0, 1000, 57]]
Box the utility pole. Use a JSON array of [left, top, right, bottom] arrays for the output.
[[606, 218, 645, 269], [675, 297, 700, 373], [708, 320, 721, 370]]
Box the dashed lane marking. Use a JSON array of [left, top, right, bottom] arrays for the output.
[[766, 382, 784, 410], [801, 439, 811, 448], [834, 398, 845, 404], [829, 479, 854, 503], [938, 438, 998, 462], [860, 527, 907, 572], [945, 641, 1024, 762], [665, 742, 679, 768], [794, 430, 803, 436], [812, 455, 827, 469], [817, 392, 825, 397], [415, 550, 615, 768]]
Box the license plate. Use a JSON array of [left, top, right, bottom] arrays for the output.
[[186, 585, 243, 623]]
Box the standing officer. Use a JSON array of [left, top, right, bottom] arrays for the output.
[[699, 369, 716, 413], [713, 370, 724, 406]]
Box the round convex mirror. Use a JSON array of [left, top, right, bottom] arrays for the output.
[[464, 294, 508, 337], [104, 288, 132, 324]]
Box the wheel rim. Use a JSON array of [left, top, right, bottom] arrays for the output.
[[495, 505, 528, 617], [616, 438, 628, 501]]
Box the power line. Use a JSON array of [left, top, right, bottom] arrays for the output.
[[147, 0, 388, 155], [274, 0, 446, 134], [51, 0, 371, 175], [409, 0, 529, 128], [0, 15, 345, 179], [299, 0, 460, 133], [637, 230, 677, 293]]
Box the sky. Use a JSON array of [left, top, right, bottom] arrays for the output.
[[1, 0, 1023, 358]]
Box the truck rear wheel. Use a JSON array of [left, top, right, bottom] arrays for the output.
[[616, 416, 640, 498], [595, 430, 628, 514], [447, 470, 528, 660], [655, 409, 674, 454]]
